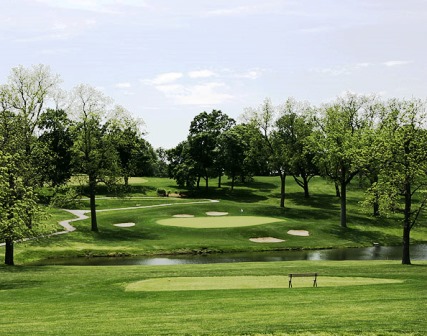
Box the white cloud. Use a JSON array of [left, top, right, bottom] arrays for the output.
[[115, 82, 132, 89], [236, 69, 264, 79], [155, 82, 234, 106], [149, 72, 183, 85], [383, 60, 413, 67], [188, 70, 216, 79]]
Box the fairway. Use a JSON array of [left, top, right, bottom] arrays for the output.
[[126, 275, 403, 291], [156, 215, 283, 228]]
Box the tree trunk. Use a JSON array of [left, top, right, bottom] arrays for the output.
[[280, 173, 286, 208], [340, 180, 347, 228], [303, 176, 310, 198], [218, 173, 222, 188], [402, 180, 412, 265], [124, 175, 129, 188], [231, 174, 235, 191], [89, 175, 98, 232], [334, 182, 341, 198], [196, 176, 200, 189], [5, 238, 14, 266]]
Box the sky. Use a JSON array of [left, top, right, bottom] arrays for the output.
[[1, 0, 426, 149]]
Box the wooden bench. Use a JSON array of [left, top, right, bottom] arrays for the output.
[[288, 273, 318, 288]]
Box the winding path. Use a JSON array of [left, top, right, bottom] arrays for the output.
[[0, 198, 220, 246], [57, 199, 220, 232]]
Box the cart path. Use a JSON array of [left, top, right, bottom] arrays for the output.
[[0, 199, 220, 246], [57, 199, 220, 232]]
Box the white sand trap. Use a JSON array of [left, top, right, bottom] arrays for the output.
[[113, 223, 135, 227], [249, 237, 285, 243], [206, 211, 229, 216], [173, 214, 194, 218], [287, 230, 310, 236]]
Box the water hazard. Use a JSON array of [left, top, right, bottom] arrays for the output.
[[33, 244, 427, 266]]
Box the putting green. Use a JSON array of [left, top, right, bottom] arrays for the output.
[[156, 216, 282, 228], [126, 276, 403, 292]]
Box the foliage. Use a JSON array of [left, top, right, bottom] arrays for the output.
[[37, 108, 73, 186], [363, 98, 427, 264]]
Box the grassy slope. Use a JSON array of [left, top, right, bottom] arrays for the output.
[[0, 260, 426, 335], [11, 175, 427, 263]]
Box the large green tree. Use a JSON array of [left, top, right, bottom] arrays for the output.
[[187, 110, 235, 189], [276, 98, 317, 198], [69, 84, 120, 232], [244, 98, 290, 207], [367, 98, 427, 264], [0, 65, 59, 265], [217, 124, 252, 190], [311, 93, 376, 227], [37, 108, 74, 187]]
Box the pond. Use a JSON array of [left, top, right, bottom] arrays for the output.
[[32, 244, 427, 266]]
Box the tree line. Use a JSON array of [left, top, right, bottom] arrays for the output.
[[1, 64, 426, 265], [167, 95, 427, 265]]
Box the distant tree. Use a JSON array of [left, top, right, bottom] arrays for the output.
[[218, 124, 251, 190], [108, 105, 148, 187], [68, 84, 120, 232], [311, 93, 376, 227], [276, 98, 317, 198], [154, 147, 169, 177], [167, 141, 198, 188], [37, 108, 73, 187], [244, 98, 290, 207], [365, 98, 427, 264]]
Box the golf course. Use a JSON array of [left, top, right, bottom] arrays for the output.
[[0, 176, 426, 335]]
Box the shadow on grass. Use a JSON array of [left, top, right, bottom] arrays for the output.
[[327, 225, 401, 245], [0, 280, 43, 290], [286, 192, 340, 210]]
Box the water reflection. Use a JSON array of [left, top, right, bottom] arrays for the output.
[[32, 244, 427, 266]]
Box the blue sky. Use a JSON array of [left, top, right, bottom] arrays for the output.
[[1, 0, 426, 149]]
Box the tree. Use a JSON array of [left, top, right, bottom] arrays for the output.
[[244, 98, 289, 207], [167, 140, 198, 188], [0, 64, 60, 265], [108, 106, 147, 187], [217, 124, 251, 190], [37, 108, 73, 187], [0, 101, 50, 265], [311, 93, 376, 227], [276, 98, 317, 198], [68, 84, 120, 232], [366, 98, 427, 264], [187, 110, 235, 189]]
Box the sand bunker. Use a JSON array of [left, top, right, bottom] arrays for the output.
[[287, 230, 310, 236], [113, 223, 135, 227], [172, 214, 194, 218], [205, 211, 229, 216], [249, 237, 285, 243]]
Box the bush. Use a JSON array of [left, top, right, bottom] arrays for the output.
[[51, 187, 83, 209], [156, 188, 167, 197]]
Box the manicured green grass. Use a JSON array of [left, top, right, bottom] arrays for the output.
[[157, 216, 283, 228], [0, 260, 425, 335], [126, 275, 403, 291], [8, 176, 427, 264]]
